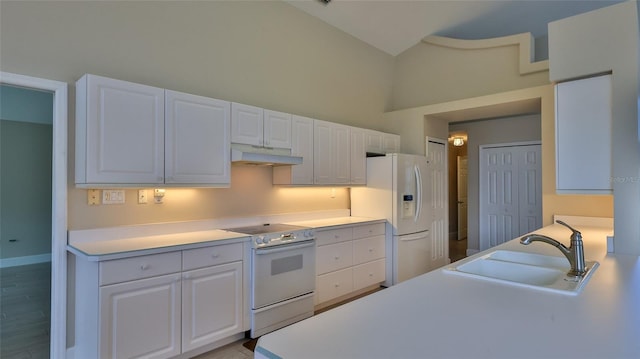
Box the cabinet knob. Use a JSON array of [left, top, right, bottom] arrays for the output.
[[211, 253, 220, 259], [334, 283, 340, 288], [140, 264, 149, 270], [334, 256, 340, 260], [368, 248, 374, 252]]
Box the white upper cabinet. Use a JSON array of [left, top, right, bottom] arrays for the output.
[[231, 103, 292, 150], [365, 130, 384, 154], [76, 74, 165, 185], [555, 74, 612, 194], [314, 120, 350, 185], [165, 91, 231, 185], [365, 130, 400, 155], [273, 115, 315, 185], [264, 110, 292, 149], [350, 128, 366, 185], [383, 133, 401, 153], [76, 74, 231, 187], [231, 103, 263, 146]]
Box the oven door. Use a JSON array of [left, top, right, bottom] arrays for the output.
[[252, 239, 316, 309]]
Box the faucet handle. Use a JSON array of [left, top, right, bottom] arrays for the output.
[[556, 220, 582, 240]]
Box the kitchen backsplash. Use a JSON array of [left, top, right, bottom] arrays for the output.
[[68, 166, 350, 230]]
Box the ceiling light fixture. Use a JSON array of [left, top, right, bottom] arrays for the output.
[[453, 137, 465, 147]]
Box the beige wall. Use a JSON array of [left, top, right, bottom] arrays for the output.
[[391, 39, 550, 111], [549, 0, 639, 255], [0, 1, 393, 229], [386, 85, 614, 252]]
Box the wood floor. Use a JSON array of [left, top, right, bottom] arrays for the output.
[[0, 262, 51, 359]]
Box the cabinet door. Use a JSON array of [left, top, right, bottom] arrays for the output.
[[555, 74, 612, 193], [333, 123, 351, 184], [350, 127, 366, 184], [78, 74, 164, 184], [314, 120, 334, 184], [316, 268, 353, 304], [182, 262, 243, 352], [231, 103, 263, 146], [274, 115, 314, 185], [165, 91, 231, 185], [264, 110, 292, 149], [100, 274, 181, 359], [383, 133, 400, 153], [365, 130, 384, 154]]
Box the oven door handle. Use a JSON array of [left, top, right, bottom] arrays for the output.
[[254, 239, 315, 255]]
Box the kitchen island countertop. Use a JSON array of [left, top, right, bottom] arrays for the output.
[[255, 216, 640, 359]]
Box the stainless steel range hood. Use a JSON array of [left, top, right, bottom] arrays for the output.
[[231, 144, 303, 166]]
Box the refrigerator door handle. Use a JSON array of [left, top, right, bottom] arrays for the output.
[[414, 165, 423, 223]]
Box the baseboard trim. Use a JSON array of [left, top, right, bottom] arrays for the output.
[[466, 249, 480, 257], [0, 253, 51, 268]]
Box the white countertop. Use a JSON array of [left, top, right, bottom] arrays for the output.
[[67, 212, 384, 261], [67, 229, 249, 261], [255, 221, 640, 359], [285, 216, 385, 229]]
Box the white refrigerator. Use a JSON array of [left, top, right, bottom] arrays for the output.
[[351, 153, 431, 285]]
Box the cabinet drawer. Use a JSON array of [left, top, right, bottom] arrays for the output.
[[100, 251, 181, 286], [352, 223, 385, 239], [316, 268, 353, 304], [353, 258, 385, 291], [353, 235, 385, 265], [182, 242, 243, 271], [315, 227, 352, 246], [316, 241, 353, 275]]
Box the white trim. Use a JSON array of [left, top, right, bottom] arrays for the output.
[[0, 71, 68, 359], [0, 254, 52, 268], [422, 33, 549, 75]]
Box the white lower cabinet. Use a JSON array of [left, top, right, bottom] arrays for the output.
[[73, 243, 245, 359], [315, 222, 385, 307], [182, 262, 243, 352], [100, 274, 182, 359]]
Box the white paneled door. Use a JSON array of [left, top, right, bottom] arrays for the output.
[[479, 143, 542, 251], [426, 138, 448, 269]]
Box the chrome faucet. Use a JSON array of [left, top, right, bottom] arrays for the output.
[[520, 220, 587, 277]]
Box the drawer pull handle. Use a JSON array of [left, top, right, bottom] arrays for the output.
[[211, 253, 220, 258], [368, 248, 374, 252], [334, 256, 340, 260], [334, 283, 340, 288], [334, 235, 339, 239], [140, 264, 149, 270]]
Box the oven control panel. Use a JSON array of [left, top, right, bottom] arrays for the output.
[[253, 228, 315, 248]]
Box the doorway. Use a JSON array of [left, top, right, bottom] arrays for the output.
[[0, 72, 68, 359], [448, 133, 468, 262]]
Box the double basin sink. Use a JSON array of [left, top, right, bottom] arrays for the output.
[[443, 250, 598, 295]]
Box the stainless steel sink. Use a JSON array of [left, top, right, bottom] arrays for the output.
[[443, 250, 598, 295]]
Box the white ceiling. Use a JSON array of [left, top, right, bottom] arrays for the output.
[[286, 0, 622, 56]]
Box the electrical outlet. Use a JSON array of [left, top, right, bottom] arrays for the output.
[[138, 190, 147, 204], [88, 189, 100, 205], [103, 189, 125, 204]]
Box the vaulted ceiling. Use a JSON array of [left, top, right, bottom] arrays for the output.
[[286, 0, 623, 56]]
